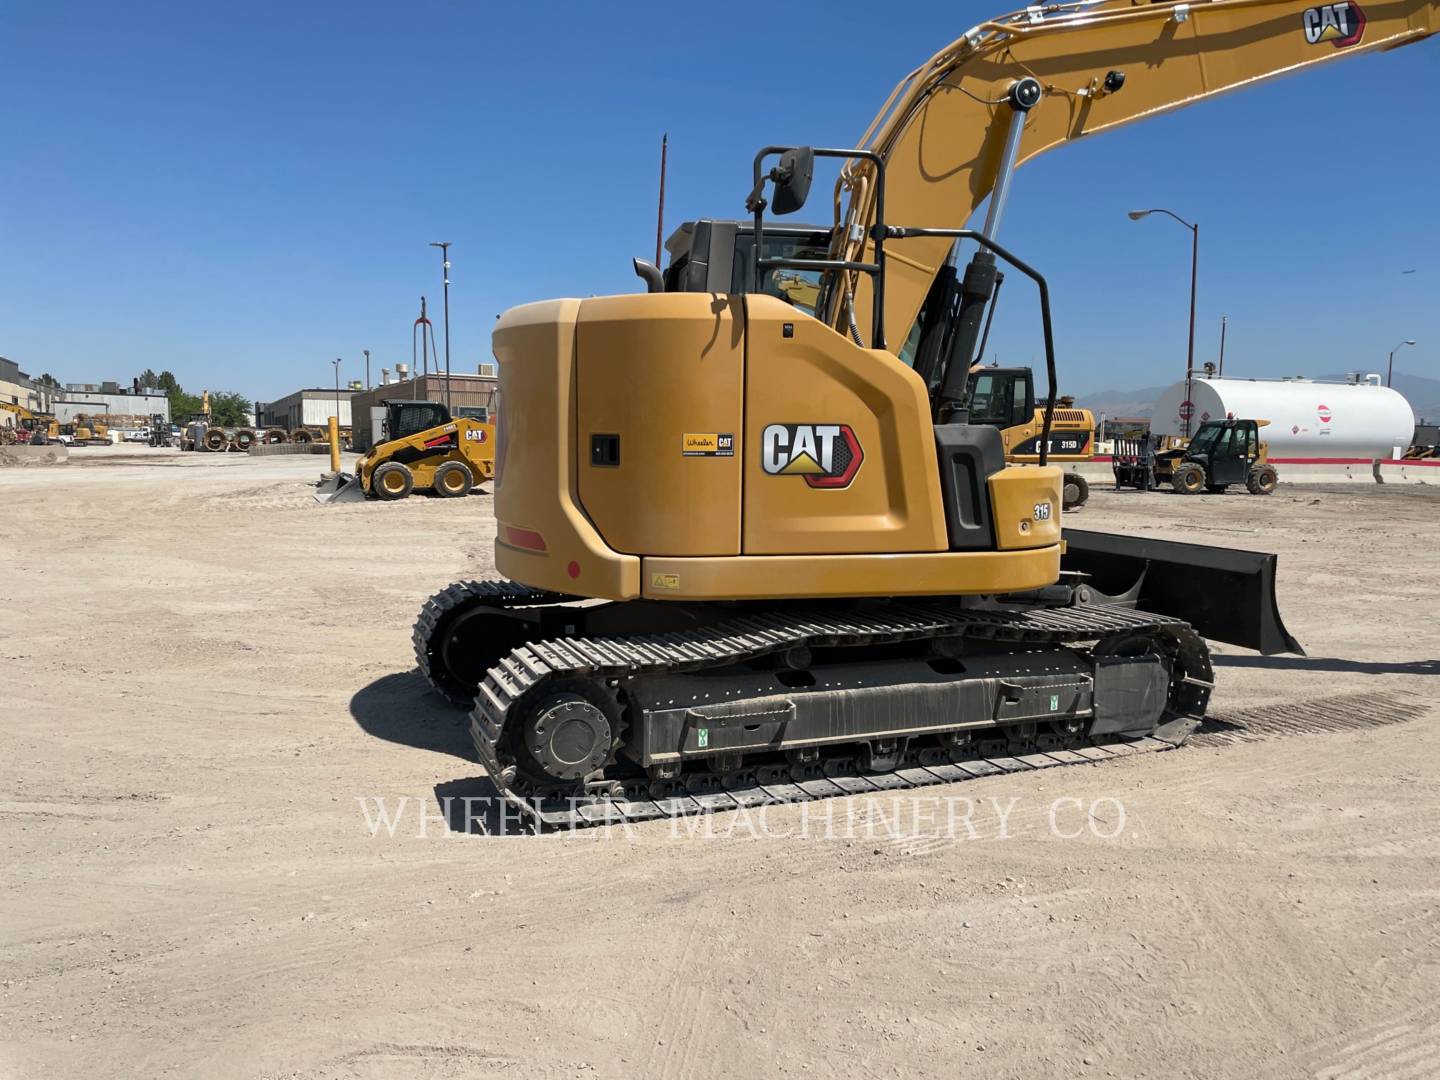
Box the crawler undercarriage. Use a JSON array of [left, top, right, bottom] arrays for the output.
[[414, 579, 1213, 828]]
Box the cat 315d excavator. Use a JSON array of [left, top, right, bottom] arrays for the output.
[[411, 0, 1435, 827]]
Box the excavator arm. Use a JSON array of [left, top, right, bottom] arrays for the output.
[[829, 0, 1439, 349]]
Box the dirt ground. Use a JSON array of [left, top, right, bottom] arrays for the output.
[[2, 447, 1437, 1079]]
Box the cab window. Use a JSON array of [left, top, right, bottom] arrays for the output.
[[732, 231, 833, 317], [968, 370, 1033, 429], [1188, 425, 1222, 456], [395, 403, 447, 438], [970, 374, 999, 422]]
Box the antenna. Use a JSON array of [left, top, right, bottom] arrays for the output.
[[654, 133, 668, 267]]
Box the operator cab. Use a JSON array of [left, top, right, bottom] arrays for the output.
[[656, 214, 1013, 553], [381, 400, 452, 442], [1181, 419, 1261, 486], [965, 367, 1035, 430], [660, 220, 834, 317]]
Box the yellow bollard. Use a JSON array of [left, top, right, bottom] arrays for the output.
[[328, 415, 341, 474]]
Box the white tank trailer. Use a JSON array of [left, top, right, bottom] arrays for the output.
[[1152, 374, 1416, 460]]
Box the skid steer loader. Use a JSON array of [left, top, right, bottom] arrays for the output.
[[319, 399, 494, 503]]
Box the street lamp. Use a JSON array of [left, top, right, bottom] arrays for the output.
[[332, 358, 342, 424], [429, 241, 452, 412], [1387, 340, 1416, 388], [1129, 208, 1199, 436]]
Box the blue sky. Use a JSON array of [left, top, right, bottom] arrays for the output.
[[2, 1, 1436, 401]]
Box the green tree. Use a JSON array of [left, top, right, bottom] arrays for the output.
[[37, 372, 61, 389], [208, 391, 252, 427], [171, 391, 202, 421], [136, 368, 160, 390], [157, 371, 180, 394]]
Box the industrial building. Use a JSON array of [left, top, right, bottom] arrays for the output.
[[347, 369, 498, 451], [55, 382, 170, 424], [0, 357, 53, 429], [256, 388, 360, 431]]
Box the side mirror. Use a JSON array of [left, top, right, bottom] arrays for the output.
[[770, 147, 814, 215]]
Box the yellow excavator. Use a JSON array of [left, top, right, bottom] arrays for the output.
[[320, 399, 495, 502], [70, 413, 111, 446], [963, 365, 1098, 508], [410, 0, 1434, 827], [0, 402, 55, 444]]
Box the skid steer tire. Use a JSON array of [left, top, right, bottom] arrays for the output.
[[433, 461, 473, 499], [1247, 464, 1278, 495], [1171, 462, 1206, 495], [373, 462, 414, 501], [1062, 471, 1090, 511]]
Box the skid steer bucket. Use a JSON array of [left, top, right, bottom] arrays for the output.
[[313, 472, 366, 504], [1061, 528, 1304, 656]]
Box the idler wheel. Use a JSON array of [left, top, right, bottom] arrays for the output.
[[522, 692, 613, 784]]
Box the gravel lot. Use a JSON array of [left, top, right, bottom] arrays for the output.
[[3, 446, 1436, 1079]]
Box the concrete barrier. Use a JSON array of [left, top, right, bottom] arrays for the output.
[[1079, 456, 1437, 486], [0, 444, 70, 467], [1373, 459, 1438, 484], [248, 443, 331, 457]]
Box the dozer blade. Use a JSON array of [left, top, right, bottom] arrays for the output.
[[313, 472, 366, 504], [1061, 528, 1304, 656]]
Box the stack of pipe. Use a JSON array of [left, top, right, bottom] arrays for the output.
[[203, 427, 228, 452]]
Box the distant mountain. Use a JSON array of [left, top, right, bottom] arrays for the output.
[[1072, 384, 1169, 419], [1075, 371, 1440, 423], [1319, 372, 1440, 422]]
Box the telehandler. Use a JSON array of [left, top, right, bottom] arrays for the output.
[[1114, 418, 1278, 495], [408, 0, 1433, 827]]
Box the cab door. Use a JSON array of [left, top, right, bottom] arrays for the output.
[[1208, 425, 1248, 485], [968, 369, 1033, 449]]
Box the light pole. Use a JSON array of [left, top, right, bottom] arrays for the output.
[[363, 348, 371, 391], [429, 241, 452, 412], [332, 358, 342, 422], [1387, 340, 1415, 387], [1129, 208, 1199, 435]]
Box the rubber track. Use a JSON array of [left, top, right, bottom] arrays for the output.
[[466, 596, 1210, 829], [412, 579, 575, 706]]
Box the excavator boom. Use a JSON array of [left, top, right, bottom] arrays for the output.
[[831, 0, 1439, 348]]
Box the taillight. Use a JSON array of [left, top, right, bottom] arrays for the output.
[[498, 523, 546, 552]]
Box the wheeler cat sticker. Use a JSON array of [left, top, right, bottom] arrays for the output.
[[761, 424, 863, 489], [681, 432, 734, 457]]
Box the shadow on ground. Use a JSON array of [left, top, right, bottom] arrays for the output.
[[349, 670, 472, 758], [432, 776, 536, 836], [1213, 655, 1438, 677], [351, 672, 536, 835]]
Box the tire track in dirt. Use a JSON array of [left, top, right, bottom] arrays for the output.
[[1303, 999, 1440, 1079]]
